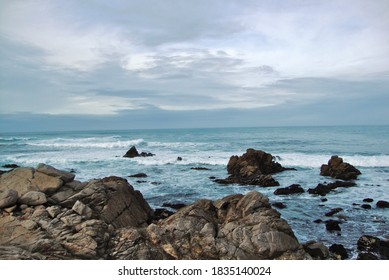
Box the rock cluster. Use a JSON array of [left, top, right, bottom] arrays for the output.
[[123, 146, 155, 158], [0, 164, 310, 260], [214, 149, 292, 186], [320, 156, 361, 180]]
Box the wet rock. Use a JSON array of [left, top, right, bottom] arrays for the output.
[[303, 241, 329, 259], [274, 184, 304, 195], [123, 146, 140, 158], [320, 156, 361, 180], [363, 198, 374, 203], [357, 235, 389, 260], [272, 202, 287, 209], [0, 189, 18, 209], [190, 167, 211, 170], [177, 157, 183, 161], [361, 204, 372, 209], [325, 208, 343, 217], [308, 181, 356, 196], [18, 191, 47, 206], [214, 174, 280, 187], [162, 202, 186, 210], [325, 220, 342, 231], [376, 200, 389, 208], [128, 173, 148, 178], [329, 243, 348, 260]]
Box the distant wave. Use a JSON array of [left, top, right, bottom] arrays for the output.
[[277, 153, 389, 168]]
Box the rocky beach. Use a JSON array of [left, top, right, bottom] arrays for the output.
[[1, 148, 388, 260]]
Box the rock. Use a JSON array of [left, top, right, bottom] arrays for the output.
[[190, 167, 211, 170], [325, 220, 342, 231], [363, 198, 374, 203], [357, 235, 389, 260], [108, 191, 310, 260], [325, 208, 343, 217], [162, 202, 186, 210], [376, 200, 389, 208], [128, 173, 148, 178], [123, 146, 140, 158], [152, 208, 174, 221], [274, 184, 304, 195], [361, 204, 371, 209], [303, 241, 329, 259], [72, 200, 93, 219], [308, 181, 356, 196], [0, 167, 64, 196], [329, 244, 348, 260], [18, 191, 47, 206], [36, 163, 75, 183], [177, 157, 183, 161], [2, 164, 20, 169], [215, 149, 295, 187], [47, 206, 62, 218], [320, 156, 361, 180], [272, 202, 287, 209], [123, 146, 155, 158], [0, 189, 18, 208]]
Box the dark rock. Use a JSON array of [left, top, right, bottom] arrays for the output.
[[136, 180, 147, 184], [2, 164, 20, 169], [329, 244, 348, 260], [320, 155, 361, 180], [209, 176, 216, 180], [361, 204, 371, 209], [308, 181, 356, 196], [123, 146, 155, 158], [325, 208, 343, 217], [152, 208, 174, 221], [321, 198, 328, 202], [128, 173, 148, 178], [274, 184, 304, 195], [325, 220, 342, 231], [162, 202, 186, 210], [363, 198, 374, 203], [272, 202, 287, 209], [214, 174, 280, 187], [190, 167, 211, 171], [303, 241, 329, 259], [357, 235, 389, 260], [177, 157, 182, 161], [314, 219, 323, 224], [376, 200, 389, 208]]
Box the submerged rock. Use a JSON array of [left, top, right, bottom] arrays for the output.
[[274, 184, 304, 195], [308, 181, 356, 196], [320, 156, 361, 180]]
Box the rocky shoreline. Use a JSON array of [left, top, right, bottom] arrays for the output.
[[0, 149, 388, 260]]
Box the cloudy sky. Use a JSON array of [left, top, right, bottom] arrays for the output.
[[0, 0, 388, 132]]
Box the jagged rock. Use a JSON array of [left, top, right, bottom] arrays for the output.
[[0, 168, 63, 196], [18, 191, 47, 206], [320, 156, 361, 180], [308, 181, 356, 196], [303, 241, 329, 259], [108, 192, 310, 260], [36, 163, 75, 183], [0, 189, 18, 209], [72, 200, 93, 219], [123, 146, 155, 158], [357, 235, 389, 260], [329, 243, 348, 259], [274, 184, 304, 195], [376, 200, 389, 208]]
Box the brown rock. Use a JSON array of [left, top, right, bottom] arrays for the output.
[[0, 189, 18, 209], [320, 156, 361, 180], [18, 191, 47, 206]]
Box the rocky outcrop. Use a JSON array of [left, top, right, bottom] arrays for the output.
[[307, 181, 356, 196], [357, 235, 389, 260], [0, 164, 310, 260], [215, 149, 292, 187], [109, 192, 309, 260], [123, 146, 154, 158], [320, 156, 361, 180], [274, 184, 304, 195]]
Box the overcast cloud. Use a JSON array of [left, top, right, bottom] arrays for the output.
[[0, 0, 388, 131]]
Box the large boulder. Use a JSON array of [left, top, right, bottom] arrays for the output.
[[0, 189, 19, 209], [320, 156, 361, 180], [109, 191, 310, 260], [357, 235, 389, 260], [215, 149, 292, 187]]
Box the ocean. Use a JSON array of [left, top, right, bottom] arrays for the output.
[[1, 125, 388, 258]]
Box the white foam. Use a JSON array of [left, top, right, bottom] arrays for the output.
[[28, 138, 145, 149]]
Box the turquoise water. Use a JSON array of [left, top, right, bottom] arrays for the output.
[[1, 125, 388, 258]]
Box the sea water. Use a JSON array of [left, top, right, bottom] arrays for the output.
[[1, 125, 388, 258]]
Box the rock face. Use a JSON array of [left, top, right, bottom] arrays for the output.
[[109, 192, 309, 260], [0, 164, 310, 260], [320, 156, 361, 180], [215, 149, 292, 187]]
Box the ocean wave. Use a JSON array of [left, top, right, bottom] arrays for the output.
[[27, 138, 145, 149], [0, 136, 37, 142], [277, 153, 389, 168]]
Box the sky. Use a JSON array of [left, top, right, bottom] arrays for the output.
[[0, 0, 388, 132]]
